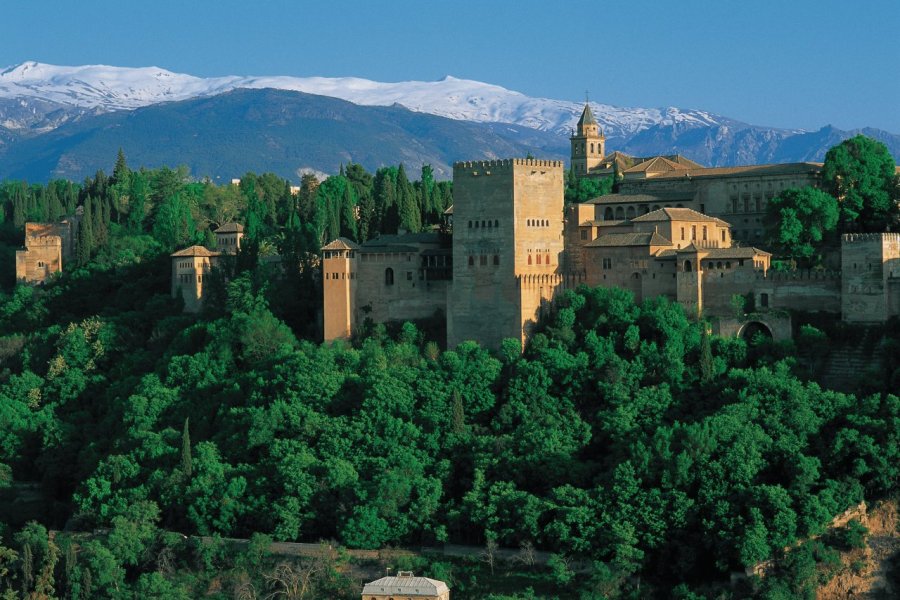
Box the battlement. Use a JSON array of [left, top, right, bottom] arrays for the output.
[[842, 232, 900, 243], [453, 158, 565, 175], [517, 273, 566, 288], [24, 235, 62, 248], [754, 269, 842, 282]]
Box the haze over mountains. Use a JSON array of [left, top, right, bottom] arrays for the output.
[[0, 61, 897, 182]]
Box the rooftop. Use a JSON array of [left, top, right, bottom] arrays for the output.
[[171, 245, 220, 258], [362, 575, 449, 596], [214, 222, 244, 233], [322, 237, 360, 251], [631, 207, 729, 225]]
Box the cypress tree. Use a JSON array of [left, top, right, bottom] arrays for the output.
[[182, 417, 192, 477], [76, 197, 94, 266], [113, 148, 130, 184], [700, 326, 713, 384], [339, 182, 358, 240]]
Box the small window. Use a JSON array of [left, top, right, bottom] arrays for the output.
[[475, 221, 479, 228], [760, 293, 770, 308], [468, 221, 472, 228], [494, 219, 499, 227], [691, 226, 697, 240], [602, 258, 612, 269], [580, 230, 588, 240], [385, 268, 394, 285], [480, 255, 487, 266], [721, 230, 726, 242], [681, 227, 685, 241], [493, 255, 500, 265], [468, 256, 474, 267], [528, 255, 532, 265], [536, 254, 542, 265]]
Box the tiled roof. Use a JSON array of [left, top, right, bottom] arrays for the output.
[[631, 207, 728, 225], [214, 222, 244, 233], [171, 245, 219, 257], [362, 576, 449, 595], [443, 205, 454, 215], [623, 155, 702, 175], [585, 231, 673, 247], [322, 237, 360, 251]]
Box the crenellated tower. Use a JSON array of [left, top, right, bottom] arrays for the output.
[[448, 158, 566, 349], [570, 103, 605, 176]]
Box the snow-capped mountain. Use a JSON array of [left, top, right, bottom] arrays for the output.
[[0, 61, 726, 138]]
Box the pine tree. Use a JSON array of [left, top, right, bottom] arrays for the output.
[[113, 148, 130, 184], [182, 417, 192, 477]]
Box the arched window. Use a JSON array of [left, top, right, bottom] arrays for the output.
[[385, 268, 394, 285], [493, 255, 499, 265], [494, 219, 499, 227], [615, 207, 624, 220], [683, 260, 692, 272], [626, 206, 636, 219], [590, 142, 594, 153], [468, 256, 474, 266], [717, 262, 723, 269], [604, 207, 614, 220], [487, 220, 492, 228], [536, 254, 542, 265], [528, 255, 532, 265], [721, 230, 726, 242]]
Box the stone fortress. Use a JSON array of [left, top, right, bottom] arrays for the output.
[[323, 104, 900, 348]]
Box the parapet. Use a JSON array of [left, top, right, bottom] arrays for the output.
[[454, 158, 565, 176], [841, 232, 900, 243], [754, 269, 842, 282]]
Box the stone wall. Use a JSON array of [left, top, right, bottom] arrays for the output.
[[354, 251, 448, 326]]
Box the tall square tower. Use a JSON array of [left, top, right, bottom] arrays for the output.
[[448, 159, 565, 349]]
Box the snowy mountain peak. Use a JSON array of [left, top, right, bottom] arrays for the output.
[[0, 61, 729, 137]]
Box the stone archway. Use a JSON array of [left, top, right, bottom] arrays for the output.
[[738, 320, 774, 343]]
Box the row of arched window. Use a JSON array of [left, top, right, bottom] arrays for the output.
[[527, 254, 550, 265], [527, 219, 550, 227]]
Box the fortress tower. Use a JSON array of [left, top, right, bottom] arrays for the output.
[[447, 159, 566, 349], [322, 238, 359, 341], [570, 103, 605, 176], [841, 233, 900, 322]]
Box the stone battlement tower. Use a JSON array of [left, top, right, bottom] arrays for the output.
[[570, 103, 605, 176], [448, 159, 566, 349], [841, 232, 900, 322]]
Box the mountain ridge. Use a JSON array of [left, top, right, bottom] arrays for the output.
[[0, 61, 897, 181]]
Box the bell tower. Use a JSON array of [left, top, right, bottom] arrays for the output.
[[570, 103, 605, 176]]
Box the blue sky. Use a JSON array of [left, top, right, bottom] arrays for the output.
[[3, 0, 899, 132]]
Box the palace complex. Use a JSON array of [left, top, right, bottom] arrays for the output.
[[322, 105, 900, 348]]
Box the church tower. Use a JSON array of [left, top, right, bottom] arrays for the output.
[[570, 103, 605, 176]]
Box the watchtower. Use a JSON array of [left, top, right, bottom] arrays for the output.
[[570, 103, 605, 176], [841, 233, 900, 322], [214, 222, 244, 254], [448, 158, 565, 349], [322, 238, 359, 341]]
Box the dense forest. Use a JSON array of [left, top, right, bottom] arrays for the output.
[[0, 142, 897, 599]]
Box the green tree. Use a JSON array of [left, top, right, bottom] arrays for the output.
[[764, 186, 839, 267], [823, 135, 899, 232]]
